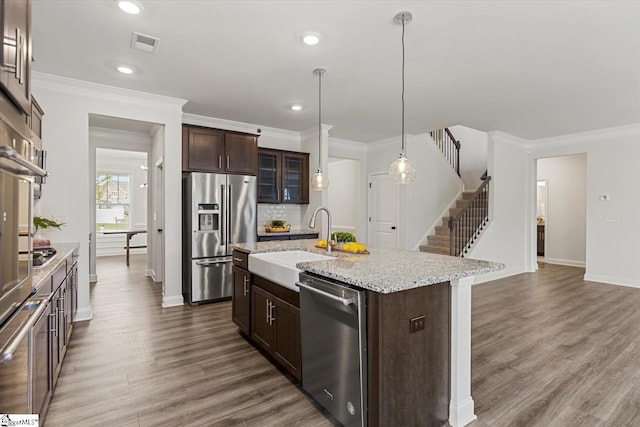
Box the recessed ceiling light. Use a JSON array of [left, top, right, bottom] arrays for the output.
[[117, 65, 134, 74], [118, 1, 141, 14], [302, 33, 321, 46], [290, 104, 303, 111]]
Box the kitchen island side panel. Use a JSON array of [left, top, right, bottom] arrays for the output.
[[367, 282, 451, 427]]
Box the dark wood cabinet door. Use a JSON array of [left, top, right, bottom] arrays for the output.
[[32, 303, 51, 419], [282, 152, 309, 204], [225, 133, 258, 175], [272, 296, 301, 380], [50, 288, 62, 387], [232, 266, 251, 335], [251, 286, 274, 352], [0, 0, 31, 114], [257, 149, 281, 203], [185, 126, 225, 172]]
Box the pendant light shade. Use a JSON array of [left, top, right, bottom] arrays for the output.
[[311, 68, 329, 191], [389, 11, 416, 184]]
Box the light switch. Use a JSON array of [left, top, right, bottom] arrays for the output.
[[599, 194, 609, 201], [605, 215, 618, 223]]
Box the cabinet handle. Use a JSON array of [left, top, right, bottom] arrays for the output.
[[233, 257, 244, 263], [266, 299, 271, 324], [218, 155, 222, 169], [227, 156, 230, 169], [16, 28, 23, 83], [243, 276, 249, 296], [269, 302, 276, 325]]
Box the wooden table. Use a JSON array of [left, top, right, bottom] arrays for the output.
[[101, 229, 147, 266]]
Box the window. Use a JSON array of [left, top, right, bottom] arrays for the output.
[[96, 173, 130, 231]]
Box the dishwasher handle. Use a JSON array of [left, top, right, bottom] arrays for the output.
[[296, 282, 354, 306]]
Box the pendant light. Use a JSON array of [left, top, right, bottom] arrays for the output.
[[311, 68, 329, 191], [389, 11, 416, 184]]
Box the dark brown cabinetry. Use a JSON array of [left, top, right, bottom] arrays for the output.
[[232, 250, 251, 336], [31, 302, 51, 419], [0, 0, 31, 114], [258, 148, 309, 204], [250, 275, 301, 380], [182, 125, 258, 175]]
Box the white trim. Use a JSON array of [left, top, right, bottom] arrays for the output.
[[472, 267, 523, 284], [162, 295, 184, 308], [183, 112, 299, 138], [449, 276, 476, 427], [543, 258, 586, 268], [145, 269, 153, 277], [74, 306, 93, 322], [329, 137, 368, 149], [32, 71, 187, 110], [149, 269, 159, 282], [527, 123, 640, 148], [367, 172, 400, 250], [583, 274, 640, 288], [89, 274, 98, 283], [332, 224, 357, 231]]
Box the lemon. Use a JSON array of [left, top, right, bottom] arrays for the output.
[[317, 240, 327, 248]]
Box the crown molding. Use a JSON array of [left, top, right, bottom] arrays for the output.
[[182, 113, 301, 140], [526, 123, 640, 148], [329, 137, 368, 151], [32, 72, 187, 111]]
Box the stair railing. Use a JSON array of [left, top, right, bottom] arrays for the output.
[[429, 128, 461, 176], [449, 174, 491, 257]]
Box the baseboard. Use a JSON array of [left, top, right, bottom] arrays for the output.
[[472, 266, 525, 285], [74, 306, 93, 322], [162, 295, 184, 308], [89, 273, 98, 283], [583, 274, 640, 288], [543, 258, 585, 268], [449, 397, 477, 427], [146, 269, 153, 277]]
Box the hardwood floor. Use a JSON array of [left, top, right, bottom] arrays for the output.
[[46, 255, 334, 427], [470, 262, 640, 427], [47, 257, 640, 426]]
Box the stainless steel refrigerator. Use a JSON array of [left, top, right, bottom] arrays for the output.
[[182, 172, 256, 305]]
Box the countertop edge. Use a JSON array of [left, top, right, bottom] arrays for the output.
[[32, 242, 80, 293]]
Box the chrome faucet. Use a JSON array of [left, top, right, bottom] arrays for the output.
[[309, 206, 333, 253]]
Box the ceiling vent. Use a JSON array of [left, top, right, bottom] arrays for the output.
[[130, 32, 159, 53]]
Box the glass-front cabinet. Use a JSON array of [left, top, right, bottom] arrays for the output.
[[258, 149, 309, 204]]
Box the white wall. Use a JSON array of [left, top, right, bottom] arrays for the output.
[[329, 137, 369, 244], [450, 125, 488, 190], [327, 158, 358, 234], [529, 124, 640, 287], [149, 125, 164, 282], [32, 72, 186, 317], [468, 132, 533, 282], [537, 154, 587, 267], [367, 133, 463, 250]]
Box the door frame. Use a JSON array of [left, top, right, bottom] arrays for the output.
[[367, 172, 400, 249]]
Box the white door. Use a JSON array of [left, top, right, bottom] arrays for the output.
[[368, 173, 399, 249], [154, 157, 165, 282]]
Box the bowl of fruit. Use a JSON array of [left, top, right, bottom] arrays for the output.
[[265, 220, 290, 233]]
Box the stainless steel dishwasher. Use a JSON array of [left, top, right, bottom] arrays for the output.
[[298, 273, 367, 427]]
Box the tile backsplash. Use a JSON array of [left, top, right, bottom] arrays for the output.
[[258, 204, 311, 230]]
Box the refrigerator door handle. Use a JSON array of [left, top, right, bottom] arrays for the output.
[[228, 184, 233, 244], [220, 184, 226, 245], [196, 257, 233, 266]]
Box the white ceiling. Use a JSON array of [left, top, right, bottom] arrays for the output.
[[32, 1, 640, 142]]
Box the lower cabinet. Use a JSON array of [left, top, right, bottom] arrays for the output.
[[31, 303, 51, 419], [250, 278, 301, 381], [231, 265, 251, 336]]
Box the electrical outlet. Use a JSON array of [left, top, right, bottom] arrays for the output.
[[409, 315, 425, 334]]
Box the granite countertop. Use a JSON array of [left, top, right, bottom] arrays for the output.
[[32, 242, 80, 292], [257, 227, 319, 237], [232, 240, 504, 294]]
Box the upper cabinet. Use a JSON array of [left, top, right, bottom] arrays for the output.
[[182, 124, 258, 175], [0, 0, 31, 115], [257, 148, 309, 204]]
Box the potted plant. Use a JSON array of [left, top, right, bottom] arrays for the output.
[[330, 231, 356, 249]]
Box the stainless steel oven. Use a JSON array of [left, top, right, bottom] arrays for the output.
[[0, 118, 47, 326]]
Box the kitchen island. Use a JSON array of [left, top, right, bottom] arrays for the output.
[[232, 239, 503, 427]]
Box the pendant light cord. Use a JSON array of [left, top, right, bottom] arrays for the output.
[[318, 70, 322, 170], [401, 17, 406, 155]]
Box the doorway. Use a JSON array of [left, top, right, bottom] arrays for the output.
[[368, 173, 399, 249], [88, 114, 165, 284], [535, 154, 587, 267]]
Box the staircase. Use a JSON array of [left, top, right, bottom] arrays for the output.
[[421, 127, 491, 257], [420, 191, 476, 255]]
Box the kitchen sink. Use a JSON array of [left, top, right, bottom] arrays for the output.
[[248, 250, 336, 291]]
